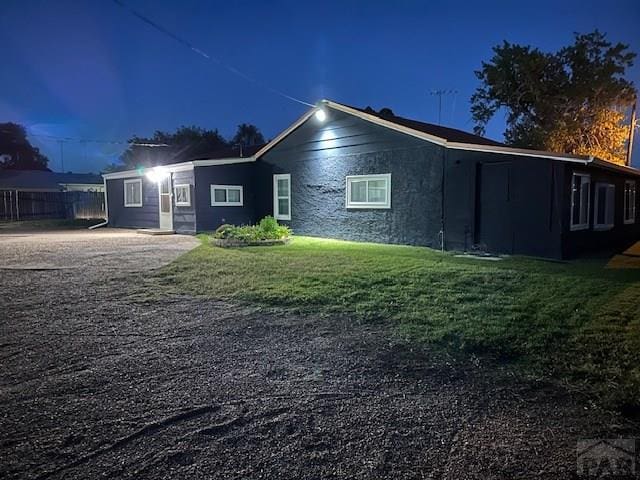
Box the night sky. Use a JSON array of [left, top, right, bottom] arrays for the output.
[[1, 0, 639, 173]]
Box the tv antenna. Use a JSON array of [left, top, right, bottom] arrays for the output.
[[429, 89, 458, 125]]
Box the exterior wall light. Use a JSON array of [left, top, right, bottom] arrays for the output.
[[145, 166, 169, 182], [315, 109, 327, 122]]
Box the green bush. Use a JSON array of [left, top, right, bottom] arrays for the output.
[[213, 216, 291, 242]]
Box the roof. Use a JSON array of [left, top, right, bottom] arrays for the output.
[[253, 99, 640, 177], [0, 170, 103, 191], [189, 144, 265, 161], [353, 105, 504, 147]]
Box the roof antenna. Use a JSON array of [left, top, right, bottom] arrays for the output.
[[429, 89, 458, 125]]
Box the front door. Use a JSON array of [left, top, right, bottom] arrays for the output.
[[475, 162, 513, 254], [159, 176, 173, 230]]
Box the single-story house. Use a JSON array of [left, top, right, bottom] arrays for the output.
[[103, 100, 640, 259], [0, 170, 105, 220]]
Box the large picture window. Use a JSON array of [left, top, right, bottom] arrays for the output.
[[570, 173, 590, 230], [211, 185, 243, 206], [624, 180, 636, 224], [124, 178, 142, 207], [593, 183, 615, 230], [346, 174, 391, 209], [273, 174, 291, 220]]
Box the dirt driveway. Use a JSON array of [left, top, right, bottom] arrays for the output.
[[0, 229, 637, 479]]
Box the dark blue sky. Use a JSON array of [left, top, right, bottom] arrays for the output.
[[1, 0, 639, 172]]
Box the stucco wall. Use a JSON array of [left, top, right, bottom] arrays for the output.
[[256, 110, 445, 248]]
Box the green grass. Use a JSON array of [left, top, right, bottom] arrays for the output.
[[156, 235, 640, 412]]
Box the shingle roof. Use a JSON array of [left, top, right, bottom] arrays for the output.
[[355, 106, 504, 147], [0, 170, 103, 190], [189, 144, 265, 161]]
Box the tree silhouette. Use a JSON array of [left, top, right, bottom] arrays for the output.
[[0, 122, 49, 170], [231, 123, 265, 147]]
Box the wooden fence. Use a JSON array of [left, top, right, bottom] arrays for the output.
[[0, 190, 105, 221]]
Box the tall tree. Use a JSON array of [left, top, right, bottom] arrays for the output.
[[118, 125, 228, 170], [0, 122, 49, 170], [471, 31, 637, 164], [230, 123, 265, 147]]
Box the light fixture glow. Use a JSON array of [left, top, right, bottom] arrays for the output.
[[145, 166, 169, 182], [315, 109, 327, 122]]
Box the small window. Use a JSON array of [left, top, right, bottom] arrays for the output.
[[174, 184, 191, 206], [570, 173, 590, 230], [273, 174, 291, 220], [211, 185, 243, 206], [346, 174, 391, 209], [593, 183, 615, 230], [624, 180, 636, 224], [124, 178, 142, 207]]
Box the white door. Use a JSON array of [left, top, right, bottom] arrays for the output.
[[159, 176, 173, 230]]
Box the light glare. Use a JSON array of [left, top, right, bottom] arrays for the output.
[[315, 109, 327, 122]]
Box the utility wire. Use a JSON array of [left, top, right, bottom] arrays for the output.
[[111, 0, 315, 108], [26, 132, 169, 147]]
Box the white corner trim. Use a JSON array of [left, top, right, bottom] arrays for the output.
[[123, 178, 143, 207]]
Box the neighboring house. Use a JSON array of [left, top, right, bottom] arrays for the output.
[[103, 100, 640, 259], [0, 170, 105, 220]]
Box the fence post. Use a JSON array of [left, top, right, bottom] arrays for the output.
[[15, 190, 19, 221]]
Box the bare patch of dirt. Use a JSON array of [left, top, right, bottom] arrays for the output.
[[0, 229, 637, 479]]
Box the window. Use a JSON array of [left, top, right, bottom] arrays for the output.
[[273, 174, 291, 220], [346, 174, 391, 209], [174, 184, 191, 206], [624, 180, 636, 224], [210, 185, 243, 206], [124, 178, 142, 207], [593, 183, 615, 230], [570, 173, 590, 230]]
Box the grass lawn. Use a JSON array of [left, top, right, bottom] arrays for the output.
[[157, 235, 640, 413]]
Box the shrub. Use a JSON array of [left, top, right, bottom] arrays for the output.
[[213, 216, 291, 242]]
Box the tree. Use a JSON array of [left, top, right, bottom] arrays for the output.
[[230, 123, 265, 147], [471, 31, 637, 164], [118, 125, 228, 170], [0, 122, 49, 170]]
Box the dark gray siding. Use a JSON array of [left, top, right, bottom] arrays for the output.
[[561, 164, 640, 258], [171, 169, 196, 234], [106, 176, 159, 229], [194, 164, 256, 231], [256, 110, 445, 248], [443, 150, 564, 258]]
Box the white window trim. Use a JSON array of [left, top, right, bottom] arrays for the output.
[[210, 185, 243, 206], [345, 173, 391, 209], [624, 180, 636, 224], [123, 178, 142, 207], [273, 174, 291, 221], [174, 184, 191, 207], [570, 173, 590, 231], [593, 182, 615, 231]]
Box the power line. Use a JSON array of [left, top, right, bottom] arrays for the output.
[[25, 132, 170, 147], [111, 0, 315, 108]]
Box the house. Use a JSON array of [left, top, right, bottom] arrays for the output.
[[0, 170, 105, 220], [102, 100, 640, 259]]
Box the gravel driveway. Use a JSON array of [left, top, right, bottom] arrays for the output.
[[0, 229, 637, 479]]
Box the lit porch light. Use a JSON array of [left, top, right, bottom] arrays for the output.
[[315, 108, 327, 122], [145, 166, 169, 183]]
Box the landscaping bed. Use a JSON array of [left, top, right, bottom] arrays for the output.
[[211, 215, 291, 248]]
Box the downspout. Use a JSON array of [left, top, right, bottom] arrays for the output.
[[89, 177, 109, 230]]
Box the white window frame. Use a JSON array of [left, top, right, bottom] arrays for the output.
[[570, 173, 590, 231], [123, 178, 142, 207], [210, 185, 243, 206], [173, 184, 191, 207], [345, 173, 391, 209], [593, 182, 615, 231], [624, 180, 636, 224], [273, 174, 291, 220]]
